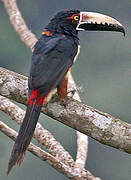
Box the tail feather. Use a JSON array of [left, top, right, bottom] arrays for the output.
[[7, 90, 43, 175]]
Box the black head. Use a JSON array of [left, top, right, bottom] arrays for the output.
[[45, 9, 80, 36], [52, 9, 80, 21], [45, 9, 125, 36]]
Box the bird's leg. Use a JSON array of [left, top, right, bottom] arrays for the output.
[[57, 77, 69, 107], [57, 77, 68, 99]]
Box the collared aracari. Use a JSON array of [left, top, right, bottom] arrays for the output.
[[7, 9, 125, 175]]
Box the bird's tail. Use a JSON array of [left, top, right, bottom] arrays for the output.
[[6, 89, 44, 175]]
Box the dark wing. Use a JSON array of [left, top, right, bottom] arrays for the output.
[[29, 35, 78, 97]]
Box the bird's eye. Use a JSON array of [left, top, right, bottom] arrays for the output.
[[74, 15, 79, 21]]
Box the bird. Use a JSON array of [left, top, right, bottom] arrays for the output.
[[6, 9, 125, 175]]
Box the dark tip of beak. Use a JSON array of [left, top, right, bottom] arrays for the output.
[[120, 26, 126, 36], [78, 23, 125, 36], [106, 24, 126, 36]]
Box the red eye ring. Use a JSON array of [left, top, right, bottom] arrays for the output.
[[67, 14, 80, 21]]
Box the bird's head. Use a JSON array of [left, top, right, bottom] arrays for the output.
[[46, 9, 125, 36]]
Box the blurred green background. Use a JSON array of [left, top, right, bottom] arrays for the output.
[[0, 0, 131, 180]]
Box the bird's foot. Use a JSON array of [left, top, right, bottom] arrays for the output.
[[60, 97, 69, 107], [67, 86, 83, 98], [67, 89, 76, 98]]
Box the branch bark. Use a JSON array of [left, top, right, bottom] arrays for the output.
[[0, 66, 131, 154], [0, 121, 101, 180], [0, 95, 75, 167], [68, 75, 88, 167], [2, 0, 37, 50]]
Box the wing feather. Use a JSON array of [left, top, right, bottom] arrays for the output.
[[29, 35, 78, 97]]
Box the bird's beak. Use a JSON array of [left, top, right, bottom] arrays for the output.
[[77, 12, 125, 36]]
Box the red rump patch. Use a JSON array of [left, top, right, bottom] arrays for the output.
[[28, 89, 44, 106]]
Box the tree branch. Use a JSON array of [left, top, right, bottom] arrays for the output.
[[0, 95, 75, 167], [0, 66, 131, 154], [68, 75, 88, 167], [0, 121, 101, 180], [2, 0, 37, 50]]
